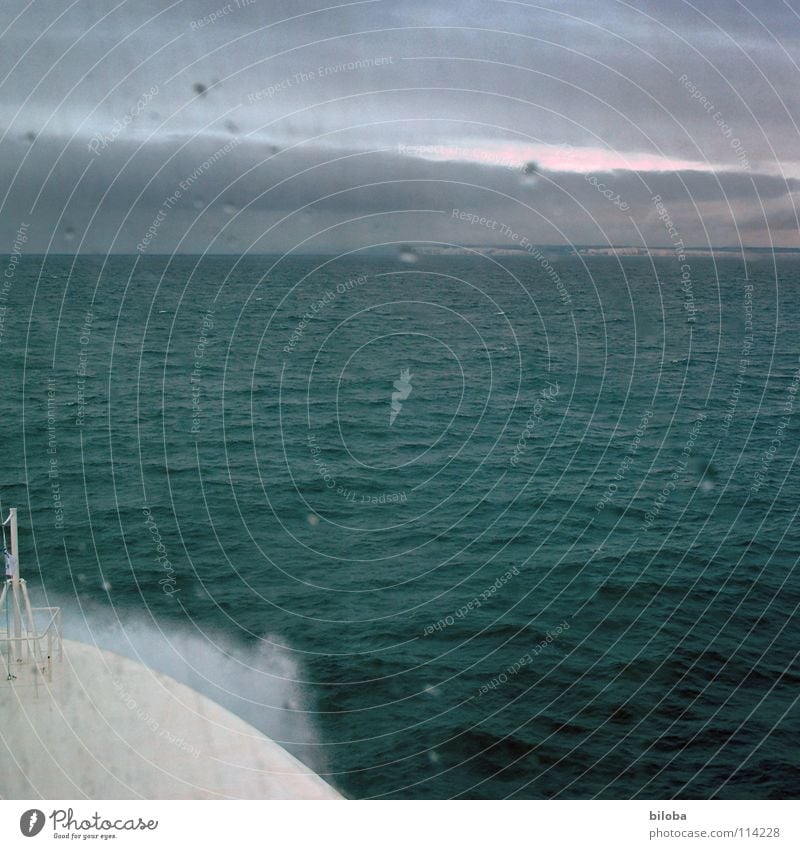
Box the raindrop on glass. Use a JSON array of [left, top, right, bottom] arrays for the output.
[[521, 161, 540, 184], [397, 245, 418, 264]]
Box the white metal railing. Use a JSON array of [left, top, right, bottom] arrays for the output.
[[1, 507, 63, 688], [0, 602, 62, 684]]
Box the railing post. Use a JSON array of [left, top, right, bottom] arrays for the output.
[[9, 509, 20, 650]]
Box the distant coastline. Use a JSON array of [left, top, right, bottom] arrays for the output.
[[8, 246, 800, 258], [405, 245, 800, 259]]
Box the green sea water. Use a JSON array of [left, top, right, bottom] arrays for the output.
[[1, 252, 798, 798]]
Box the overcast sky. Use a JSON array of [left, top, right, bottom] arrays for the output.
[[1, 0, 798, 252]]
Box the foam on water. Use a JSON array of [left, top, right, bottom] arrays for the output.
[[59, 601, 327, 774]]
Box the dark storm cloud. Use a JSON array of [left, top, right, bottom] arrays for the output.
[[1, 0, 798, 251], [3, 128, 794, 252]]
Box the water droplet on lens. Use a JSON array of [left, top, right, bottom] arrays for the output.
[[698, 459, 717, 492], [397, 245, 418, 264], [307, 514, 319, 526], [521, 161, 540, 184]]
